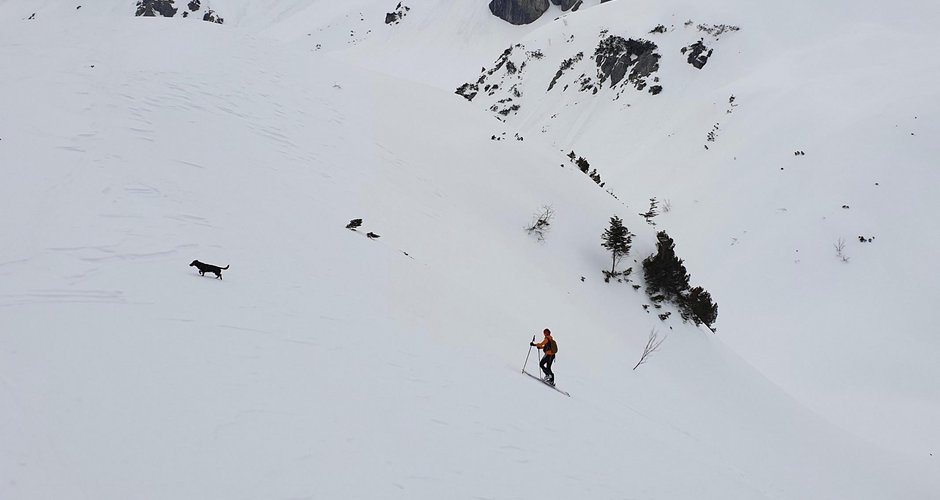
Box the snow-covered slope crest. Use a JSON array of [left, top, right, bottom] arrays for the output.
[[1, 7, 939, 500]]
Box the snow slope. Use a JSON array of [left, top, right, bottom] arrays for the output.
[[440, 0, 940, 456], [1, 3, 938, 499]]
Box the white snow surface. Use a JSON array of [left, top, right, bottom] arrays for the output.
[[1, 1, 939, 499]]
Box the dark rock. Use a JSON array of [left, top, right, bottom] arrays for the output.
[[594, 36, 660, 91], [135, 0, 178, 18], [385, 3, 411, 25], [456, 83, 479, 101], [547, 52, 583, 91], [203, 9, 223, 23], [488, 0, 550, 25], [187, 0, 200, 11], [550, 0, 582, 11], [681, 39, 713, 69]]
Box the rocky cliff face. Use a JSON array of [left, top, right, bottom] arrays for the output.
[[551, 0, 583, 11], [594, 36, 660, 92], [488, 0, 550, 25]]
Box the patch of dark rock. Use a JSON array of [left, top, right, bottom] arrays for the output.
[[550, 0, 582, 11], [487, 45, 520, 75], [203, 9, 223, 23], [681, 39, 713, 69], [697, 23, 740, 39], [649, 24, 666, 34], [488, 0, 550, 25], [547, 52, 584, 91], [135, 0, 178, 18], [385, 3, 411, 25], [594, 36, 660, 91], [187, 0, 200, 11], [456, 83, 479, 101]]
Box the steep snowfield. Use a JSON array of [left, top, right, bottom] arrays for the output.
[[1, 2, 939, 499], [435, 0, 940, 456]]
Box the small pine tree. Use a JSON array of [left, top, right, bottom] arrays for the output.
[[640, 197, 659, 225], [682, 286, 718, 328], [642, 231, 690, 300], [601, 216, 632, 277]]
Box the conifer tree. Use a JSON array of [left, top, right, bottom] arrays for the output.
[[642, 230, 690, 300], [682, 286, 718, 328], [601, 216, 632, 277]]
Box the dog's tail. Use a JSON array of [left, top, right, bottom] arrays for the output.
[[222, 265, 230, 270]]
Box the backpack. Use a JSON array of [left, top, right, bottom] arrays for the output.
[[548, 339, 558, 353]]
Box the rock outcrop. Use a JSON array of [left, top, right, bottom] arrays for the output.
[[135, 0, 223, 23], [594, 36, 660, 92], [550, 0, 583, 11], [385, 2, 411, 25], [681, 39, 712, 69], [135, 0, 177, 18], [488, 0, 550, 25]]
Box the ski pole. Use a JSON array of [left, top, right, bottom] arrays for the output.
[[522, 335, 535, 373]]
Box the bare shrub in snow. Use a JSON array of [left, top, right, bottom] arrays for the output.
[[526, 205, 555, 242], [633, 329, 667, 371], [835, 238, 850, 263]]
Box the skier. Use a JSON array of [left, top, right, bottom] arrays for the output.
[[530, 328, 558, 385]]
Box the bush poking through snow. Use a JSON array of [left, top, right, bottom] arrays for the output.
[[526, 205, 555, 242], [835, 237, 850, 263]]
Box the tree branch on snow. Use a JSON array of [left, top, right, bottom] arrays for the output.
[[633, 329, 667, 371]]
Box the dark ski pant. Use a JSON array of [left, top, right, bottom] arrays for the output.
[[540, 354, 555, 379]]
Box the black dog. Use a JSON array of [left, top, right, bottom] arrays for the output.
[[190, 260, 229, 280]]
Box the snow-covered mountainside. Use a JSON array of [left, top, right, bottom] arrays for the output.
[[1, 1, 938, 499], [440, 0, 940, 457]]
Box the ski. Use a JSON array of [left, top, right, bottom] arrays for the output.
[[522, 370, 570, 397]]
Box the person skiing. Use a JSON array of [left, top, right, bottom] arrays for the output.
[[530, 328, 557, 385]]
